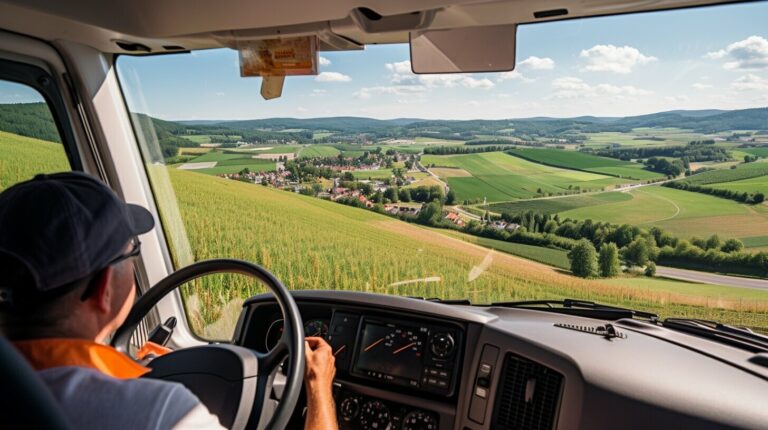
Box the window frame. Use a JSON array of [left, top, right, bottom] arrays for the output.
[[0, 57, 83, 171]]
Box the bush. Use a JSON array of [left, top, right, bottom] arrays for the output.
[[644, 261, 657, 277]]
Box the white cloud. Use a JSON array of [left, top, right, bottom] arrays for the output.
[[705, 36, 768, 70], [384, 60, 495, 89], [297, 106, 308, 113], [319, 56, 331, 66], [579, 44, 657, 74], [519, 56, 555, 70], [497, 70, 526, 82], [692, 83, 713, 90], [664, 95, 690, 103], [310, 89, 327, 97], [353, 85, 427, 99], [551, 76, 651, 98], [731, 74, 768, 91], [315, 72, 351, 82]]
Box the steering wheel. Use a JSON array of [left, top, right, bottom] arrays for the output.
[[112, 259, 305, 430]]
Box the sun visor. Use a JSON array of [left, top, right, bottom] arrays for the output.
[[409, 24, 518, 74]]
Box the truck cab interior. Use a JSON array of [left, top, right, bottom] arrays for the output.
[[0, 0, 767, 429]]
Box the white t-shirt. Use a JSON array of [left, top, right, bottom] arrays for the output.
[[38, 366, 226, 429]]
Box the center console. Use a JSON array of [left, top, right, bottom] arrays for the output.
[[327, 311, 465, 430]]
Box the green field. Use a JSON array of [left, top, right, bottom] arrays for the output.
[[742, 147, 768, 158], [299, 145, 341, 158], [0, 131, 70, 190], [682, 161, 768, 186], [559, 186, 768, 240], [743, 236, 768, 248], [312, 132, 334, 140], [432, 228, 570, 269], [506, 148, 663, 180], [180, 150, 277, 175], [489, 192, 633, 215], [423, 152, 631, 202], [581, 128, 705, 148], [180, 134, 240, 144], [186, 151, 242, 162], [1, 129, 766, 332], [351, 169, 394, 180], [708, 176, 768, 195]]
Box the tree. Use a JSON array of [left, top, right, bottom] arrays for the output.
[[705, 234, 722, 250], [568, 239, 598, 278], [754, 192, 765, 203], [398, 188, 412, 202], [417, 201, 442, 225], [384, 187, 399, 203], [623, 238, 650, 267], [543, 220, 558, 234], [598, 243, 621, 278], [445, 189, 456, 205], [721, 238, 744, 253]]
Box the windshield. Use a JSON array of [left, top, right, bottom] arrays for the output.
[[115, 2, 768, 338]]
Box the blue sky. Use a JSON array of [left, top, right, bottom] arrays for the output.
[[5, 2, 768, 120]]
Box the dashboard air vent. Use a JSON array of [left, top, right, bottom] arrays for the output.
[[492, 352, 563, 430]]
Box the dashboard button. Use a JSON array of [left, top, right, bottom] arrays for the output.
[[475, 387, 488, 399]]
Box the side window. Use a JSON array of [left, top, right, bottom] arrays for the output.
[[0, 79, 70, 190]]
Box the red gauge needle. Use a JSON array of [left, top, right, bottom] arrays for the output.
[[364, 337, 386, 352], [333, 345, 346, 356], [393, 342, 416, 355]]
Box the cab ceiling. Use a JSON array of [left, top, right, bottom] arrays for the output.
[[0, 0, 750, 54]]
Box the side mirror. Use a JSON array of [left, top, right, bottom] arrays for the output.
[[409, 24, 518, 74]]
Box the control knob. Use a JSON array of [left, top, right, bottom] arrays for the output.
[[429, 332, 455, 358], [339, 396, 361, 421]]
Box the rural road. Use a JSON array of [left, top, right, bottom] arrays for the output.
[[657, 266, 768, 291]]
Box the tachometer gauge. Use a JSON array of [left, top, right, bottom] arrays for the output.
[[402, 411, 438, 430], [359, 400, 391, 430], [264, 319, 284, 351], [304, 319, 329, 339]]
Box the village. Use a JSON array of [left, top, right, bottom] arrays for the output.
[[215, 149, 522, 231]]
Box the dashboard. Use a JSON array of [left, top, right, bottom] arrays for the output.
[[233, 291, 768, 430]]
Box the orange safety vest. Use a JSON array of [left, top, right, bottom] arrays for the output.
[[14, 338, 151, 379]]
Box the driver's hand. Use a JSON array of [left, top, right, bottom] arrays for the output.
[[304, 337, 338, 430], [304, 337, 335, 393]]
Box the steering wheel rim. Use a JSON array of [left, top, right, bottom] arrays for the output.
[[112, 259, 305, 430]]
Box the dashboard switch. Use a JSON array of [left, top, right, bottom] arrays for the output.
[[469, 344, 499, 424]]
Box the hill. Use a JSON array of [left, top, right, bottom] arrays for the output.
[[0, 102, 60, 142]]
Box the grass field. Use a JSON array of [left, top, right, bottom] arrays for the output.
[[422, 151, 631, 202], [581, 128, 705, 148], [0, 131, 70, 190], [682, 161, 768, 186], [312, 132, 334, 140], [156, 169, 768, 334], [506, 148, 664, 180], [180, 134, 240, 144], [351, 169, 394, 179], [432, 228, 570, 269], [708, 176, 768, 195], [299, 145, 341, 158], [559, 186, 768, 240], [742, 147, 768, 158], [489, 192, 633, 215]]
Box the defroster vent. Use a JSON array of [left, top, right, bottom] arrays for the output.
[[492, 352, 563, 430]]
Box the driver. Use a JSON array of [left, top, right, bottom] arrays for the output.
[[0, 172, 338, 430]]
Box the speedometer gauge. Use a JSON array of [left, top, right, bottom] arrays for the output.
[[304, 319, 329, 339]]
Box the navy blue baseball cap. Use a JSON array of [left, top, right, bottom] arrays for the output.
[[0, 172, 154, 306]]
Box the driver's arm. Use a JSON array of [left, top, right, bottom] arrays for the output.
[[304, 337, 338, 430]]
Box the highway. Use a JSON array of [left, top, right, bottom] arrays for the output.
[[657, 266, 768, 291]]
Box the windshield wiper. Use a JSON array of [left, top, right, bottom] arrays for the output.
[[662, 318, 768, 353], [487, 298, 660, 322]]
